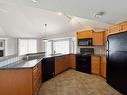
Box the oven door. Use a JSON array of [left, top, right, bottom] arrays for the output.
[[78, 38, 92, 46]]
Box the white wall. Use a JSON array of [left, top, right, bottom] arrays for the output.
[[7, 38, 18, 56], [44, 31, 76, 39]]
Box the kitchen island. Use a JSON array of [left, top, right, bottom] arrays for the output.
[[0, 53, 76, 95]]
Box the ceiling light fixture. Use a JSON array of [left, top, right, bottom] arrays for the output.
[[32, 0, 38, 3], [42, 24, 48, 42], [93, 12, 105, 18]]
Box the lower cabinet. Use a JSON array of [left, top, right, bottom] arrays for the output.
[[55, 55, 69, 75], [91, 55, 107, 78], [91, 56, 101, 75], [33, 64, 42, 95], [41, 57, 55, 82], [0, 63, 42, 95], [100, 56, 106, 78], [69, 54, 76, 69]]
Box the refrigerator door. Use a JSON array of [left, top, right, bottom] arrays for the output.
[[108, 32, 127, 51], [107, 51, 127, 94]]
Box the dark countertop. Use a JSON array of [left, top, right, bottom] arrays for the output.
[[0, 58, 43, 70], [0, 53, 72, 70]]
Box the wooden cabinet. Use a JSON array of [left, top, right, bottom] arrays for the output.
[[77, 30, 105, 46], [100, 56, 106, 78], [104, 30, 108, 45], [92, 32, 104, 45], [91, 55, 107, 78], [69, 54, 76, 69], [108, 24, 120, 35], [107, 21, 127, 35], [77, 30, 93, 39], [91, 56, 101, 75], [120, 21, 127, 32], [33, 64, 42, 95], [55, 55, 69, 75], [0, 63, 42, 95]]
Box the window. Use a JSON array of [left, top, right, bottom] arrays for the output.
[[54, 40, 70, 54], [45, 38, 76, 55], [18, 39, 37, 55], [45, 41, 52, 55]]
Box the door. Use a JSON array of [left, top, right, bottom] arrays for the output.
[[107, 32, 127, 94]]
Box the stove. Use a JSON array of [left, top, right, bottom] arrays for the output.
[[76, 48, 94, 74]]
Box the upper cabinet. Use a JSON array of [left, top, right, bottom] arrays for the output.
[[77, 30, 105, 46], [77, 30, 93, 39], [107, 21, 127, 35], [120, 21, 127, 32], [92, 32, 104, 45], [108, 24, 120, 35]]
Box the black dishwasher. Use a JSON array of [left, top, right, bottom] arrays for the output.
[[76, 48, 94, 74], [41, 57, 55, 82]]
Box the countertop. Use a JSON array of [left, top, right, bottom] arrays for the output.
[[0, 54, 71, 70], [0, 58, 43, 70]]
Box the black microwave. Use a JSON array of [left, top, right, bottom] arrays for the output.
[[78, 38, 92, 46]]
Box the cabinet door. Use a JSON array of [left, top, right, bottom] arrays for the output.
[[120, 21, 127, 32], [104, 31, 108, 45], [69, 54, 76, 69], [108, 24, 120, 35], [33, 63, 42, 95], [100, 56, 106, 78], [92, 32, 104, 45], [55, 55, 69, 75], [91, 56, 101, 75], [77, 30, 93, 39]]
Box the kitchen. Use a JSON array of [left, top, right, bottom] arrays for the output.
[[0, 0, 127, 95]]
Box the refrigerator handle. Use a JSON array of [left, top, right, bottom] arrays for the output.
[[106, 40, 109, 50]]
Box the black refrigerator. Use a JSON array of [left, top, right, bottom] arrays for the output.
[[106, 32, 127, 94]]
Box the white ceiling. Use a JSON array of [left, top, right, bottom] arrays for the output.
[[0, 0, 126, 38]]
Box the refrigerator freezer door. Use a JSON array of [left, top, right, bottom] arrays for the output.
[[108, 32, 127, 51]]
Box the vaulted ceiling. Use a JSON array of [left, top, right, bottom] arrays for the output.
[[0, 0, 127, 37]]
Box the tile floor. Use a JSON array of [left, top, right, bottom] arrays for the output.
[[39, 69, 121, 95]]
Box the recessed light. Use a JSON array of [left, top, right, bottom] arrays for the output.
[[32, 0, 38, 3], [58, 12, 62, 16]]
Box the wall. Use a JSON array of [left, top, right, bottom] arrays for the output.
[[6, 38, 18, 56], [44, 31, 76, 39]]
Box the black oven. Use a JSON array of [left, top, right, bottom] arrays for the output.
[[76, 48, 94, 74], [78, 38, 92, 46]]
